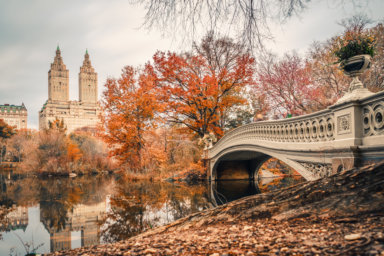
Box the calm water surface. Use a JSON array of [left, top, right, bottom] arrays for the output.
[[0, 172, 304, 255]]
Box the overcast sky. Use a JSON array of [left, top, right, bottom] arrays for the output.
[[0, 0, 383, 129]]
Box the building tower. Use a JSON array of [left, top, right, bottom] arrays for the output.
[[48, 46, 69, 102], [79, 50, 98, 103]]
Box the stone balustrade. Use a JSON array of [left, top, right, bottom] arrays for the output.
[[209, 109, 335, 157], [362, 93, 384, 137]]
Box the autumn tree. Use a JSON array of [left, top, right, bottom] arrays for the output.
[[0, 119, 15, 163], [256, 52, 320, 117], [306, 41, 349, 107], [36, 130, 69, 173], [69, 132, 111, 170], [6, 130, 33, 162], [193, 32, 258, 130], [0, 119, 15, 139], [48, 118, 67, 133], [101, 66, 160, 171], [353, 22, 384, 90], [147, 34, 256, 138]]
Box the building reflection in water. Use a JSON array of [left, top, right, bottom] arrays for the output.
[[42, 200, 107, 252], [0, 206, 50, 255], [6, 206, 29, 231], [0, 202, 107, 255]]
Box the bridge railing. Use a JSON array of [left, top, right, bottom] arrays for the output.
[[209, 108, 335, 157], [361, 91, 384, 137]]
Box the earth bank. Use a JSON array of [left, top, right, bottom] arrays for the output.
[[51, 162, 384, 255]]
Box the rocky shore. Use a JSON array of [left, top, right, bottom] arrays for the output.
[[51, 162, 384, 255]]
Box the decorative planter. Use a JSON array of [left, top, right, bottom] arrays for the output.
[[340, 54, 372, 93], [341, 54, 372, 77]]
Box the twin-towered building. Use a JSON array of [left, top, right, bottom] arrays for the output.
[[39, 47, 101, 133]]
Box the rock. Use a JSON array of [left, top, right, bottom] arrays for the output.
[[344, 233, 362, 241]]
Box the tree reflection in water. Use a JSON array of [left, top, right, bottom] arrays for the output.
[[0, 173, 15, 238], [39, 179, 79, 233], [0, 171, 304, 250], [100, 180, 211, 243], [38, 176, 113, 233]]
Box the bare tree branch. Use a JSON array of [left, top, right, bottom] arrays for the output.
[[131, 0, 310, 51]]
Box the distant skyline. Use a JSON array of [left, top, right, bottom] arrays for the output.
[[0, 0, 383, 129]]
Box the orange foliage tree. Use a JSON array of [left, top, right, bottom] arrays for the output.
[[67, 142, 82, 162], [146, 35, 256, 138], [101, 66, 161, 171], [0, 119, 15, 139]]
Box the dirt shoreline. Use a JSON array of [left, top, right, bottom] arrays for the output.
[[50, 162, 384, 255]]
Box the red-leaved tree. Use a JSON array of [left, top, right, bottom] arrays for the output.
[[256, 53, 322, 117]]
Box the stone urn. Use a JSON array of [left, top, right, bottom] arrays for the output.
[[341, 54, 372, 92], [336, 54, 373, 104], [341, 54, 371, 76]]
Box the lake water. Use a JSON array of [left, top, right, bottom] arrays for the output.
[[0, 172, 304, 255]]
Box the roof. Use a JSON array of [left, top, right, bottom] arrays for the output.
[[0, 103, 27, 112]]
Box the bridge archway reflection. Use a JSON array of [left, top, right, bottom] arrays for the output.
[[209, 173, 305, 207], [210, 180, 260, 206]]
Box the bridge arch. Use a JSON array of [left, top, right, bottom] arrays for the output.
[[210, 145, 317, 181]]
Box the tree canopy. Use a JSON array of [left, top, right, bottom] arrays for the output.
[[0, 119, 15, 139], [146, 34, 256, 138]]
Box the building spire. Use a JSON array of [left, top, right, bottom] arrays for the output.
[[51, 45, 66, 72], [56, 45, 61, 56], [81, 48, 92, 70]]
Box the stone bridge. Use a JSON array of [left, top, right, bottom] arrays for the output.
[[206, 90, 384, 181]]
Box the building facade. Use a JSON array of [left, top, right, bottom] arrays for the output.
[[39, 47, 101, 133], [0, 103, 28, 130]]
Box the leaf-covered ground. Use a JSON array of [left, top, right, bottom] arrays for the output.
[[51, 162, 384, 255]]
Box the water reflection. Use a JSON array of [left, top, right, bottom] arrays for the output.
[[210, 176, 305, 206], [100, 180, 210, 243], [0, 172, 304, 254], [211, 180, 260, 206], [0, 174, 113, 255], [258, 176, 305, 193]]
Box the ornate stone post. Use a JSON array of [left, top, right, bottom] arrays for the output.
[[200, 133, 217, 181], [336, 55, 374, 104], [330, 54, 374, 172]]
